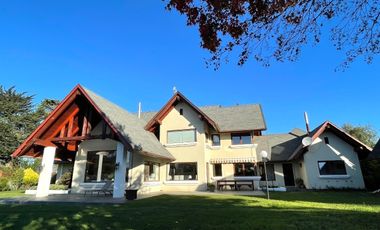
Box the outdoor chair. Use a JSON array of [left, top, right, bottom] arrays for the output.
[[83, 180, 113, 196]]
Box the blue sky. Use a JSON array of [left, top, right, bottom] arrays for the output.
[[0, 1, 379, 135]]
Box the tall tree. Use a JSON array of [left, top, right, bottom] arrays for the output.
[[166, 0, 380, 69], [342, 123, 380, 190], [0, 86, 59, 157], [342, 123, 377, 148]]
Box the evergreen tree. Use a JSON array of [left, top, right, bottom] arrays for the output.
[[0, 86, 59, 157]]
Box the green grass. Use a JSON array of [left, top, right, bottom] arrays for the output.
[[0, 190, 25, 198], [0, 191, 379, 229]]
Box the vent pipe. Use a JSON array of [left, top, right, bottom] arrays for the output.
[[304, 112, 310, 135], [138, 102, 142, 119]]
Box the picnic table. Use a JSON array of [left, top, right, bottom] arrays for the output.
[[217, 179, 254, 191]]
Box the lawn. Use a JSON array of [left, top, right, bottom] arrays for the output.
[[0, 191, 379, 229], [0, 191, 25, 199]]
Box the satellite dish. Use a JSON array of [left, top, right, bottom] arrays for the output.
[[302, 137, 312, 146]]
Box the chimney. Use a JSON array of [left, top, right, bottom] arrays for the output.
[[138, 102, 142, 119], [173, 86, 178, 94], [304, 112, 310, 135]]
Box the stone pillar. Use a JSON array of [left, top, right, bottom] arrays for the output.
[[113, 142, 127, 198], [36, 146, 56, 197]]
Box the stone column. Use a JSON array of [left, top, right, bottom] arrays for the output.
[[36, 146, 56, 197], [113, 142, 127, 198]]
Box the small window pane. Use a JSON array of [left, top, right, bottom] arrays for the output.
[[214, 164, 222, 176], [231, 135, 241, 145], [234, 163, 256, 176], [260, 163, 275, 181], [212, 134, 220, 146], [144, 162, 160, 181], [241, 135, 252, 144], [318, 161, 347, 175], [167, 130, 196, 144]]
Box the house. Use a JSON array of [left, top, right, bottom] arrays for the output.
[[11, 85, 372, 198]]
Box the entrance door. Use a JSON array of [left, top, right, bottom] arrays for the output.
[[282, 163, 295, 186]]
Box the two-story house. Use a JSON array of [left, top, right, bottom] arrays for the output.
[[11, 85, 372, 198]]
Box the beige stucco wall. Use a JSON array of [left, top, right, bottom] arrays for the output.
[[159, 102, 208, 191], [302, 131, 365, 189]]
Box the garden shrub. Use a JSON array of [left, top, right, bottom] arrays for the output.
[[23, 168, 39, 188], [56, 172, 72, 186], [50, 184, 68, 190], [0, 178, 9, 191]]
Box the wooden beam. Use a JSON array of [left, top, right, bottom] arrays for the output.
[[34, 139, 57, 147], [50, 107, 80, 138], [59, 125, 66, 138], [102, 121, 107, 139], [82, 113, 88, 136], [67, 116, 74, 137], [49, 134, 113, 142]]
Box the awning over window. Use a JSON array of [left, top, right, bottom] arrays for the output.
[[210, 157, 256, 164]]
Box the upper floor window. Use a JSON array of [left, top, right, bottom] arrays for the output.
[[211, 134, 220, 146], [231, 133, 252, 145], [318, 160, 347, 175], [167, 129, 196, 144]]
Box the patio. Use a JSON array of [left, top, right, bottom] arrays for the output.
[[0, 190, 265, 205]]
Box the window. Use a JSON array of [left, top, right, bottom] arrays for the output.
[[318, 160, 347, 175], [85, 151, 116, 182], [324, 137, 329, 144], [259, 163, 276, 181], [167, 129, 196, 144], [211, 134, 220, 146], [231, 133, 252, 145], [144, 162, 160, 181], [179, 108, 183, 115], [167, 163, 197, 181], [214, 164, 222, 177], [234, 163, 256, 176]]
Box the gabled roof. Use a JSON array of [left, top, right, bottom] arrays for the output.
[[12, 85, 174, 161], [288, 121, 372, 160], [144, 92, 220, 132], [82, 87, 174, 160], [141, 94, 266, 132], [254, 129, 305, 162]]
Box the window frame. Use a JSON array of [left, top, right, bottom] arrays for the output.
[[144, 161, 160, 182], [167, 162, 198, 181], [231, 133, 252, 145], [84, 150, 116, 183], [211, 134, 221, 146], [318, 160, 347, 176], [167, 129, 197, 144], [213, 164, 222, 177], [233, 163, 256, 177]]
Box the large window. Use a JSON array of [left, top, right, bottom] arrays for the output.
[[167, 129, 196, 144], [144, 162, 160, 182], [231, 133, 252, 145], [167, 163, 198, 181], [318, 160, 347, 175], [211, 134, 221, 146], [85, 151, 116, 182], [214, 164, 222, 177], [234, 163, 256, 176], [259, 163, 276, 181]]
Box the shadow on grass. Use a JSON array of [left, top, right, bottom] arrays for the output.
[[267, 191, 380, 205], [0, 194, 379, 229]]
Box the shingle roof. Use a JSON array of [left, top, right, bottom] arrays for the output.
[[83, 88, 175, 160], [254, 131, 305, 162], [140, 104, 266, 132]]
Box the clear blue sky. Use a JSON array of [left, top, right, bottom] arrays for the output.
[[0, 1, 379, 135]]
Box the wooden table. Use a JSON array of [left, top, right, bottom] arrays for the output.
[[217, 179, 254, 191]]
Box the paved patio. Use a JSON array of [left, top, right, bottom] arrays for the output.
[[0, 190, 265, 205]]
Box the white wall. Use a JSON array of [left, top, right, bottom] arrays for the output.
[[303, 131, 365, 189]]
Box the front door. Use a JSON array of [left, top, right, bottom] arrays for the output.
[[282, 163, 295, 186]]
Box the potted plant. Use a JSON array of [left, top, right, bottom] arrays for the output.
[[207, 183, 216, 192]]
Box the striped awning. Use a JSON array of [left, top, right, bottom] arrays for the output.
[[210, 157, 256, 164]]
